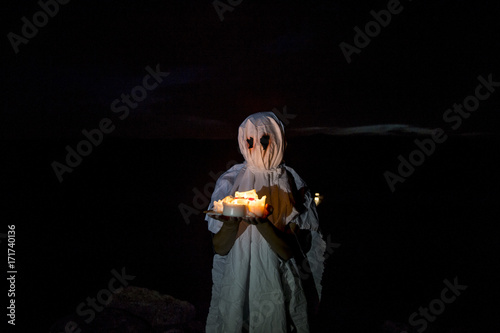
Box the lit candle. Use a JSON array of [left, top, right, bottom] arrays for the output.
[[222, 202, 247, 217], [236, 190, 266, 217], [212, 190, 267, 217]]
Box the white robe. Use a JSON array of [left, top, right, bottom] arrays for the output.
[[205, 113, 326, 332]]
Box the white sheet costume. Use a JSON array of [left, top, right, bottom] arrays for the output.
[[205, 112, 326, 332]]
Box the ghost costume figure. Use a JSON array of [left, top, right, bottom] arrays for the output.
[[205, 112, 326, 332]]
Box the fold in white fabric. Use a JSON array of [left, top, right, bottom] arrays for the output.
[[205, 112, 326, 333]]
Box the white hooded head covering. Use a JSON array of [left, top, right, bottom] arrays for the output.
[[230, 112, 298, 230], [238, 112, 286, 170]]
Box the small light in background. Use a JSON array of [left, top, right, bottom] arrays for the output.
[[314, 192, 323, 206]]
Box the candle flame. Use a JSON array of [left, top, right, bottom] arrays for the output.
[[213, 189, 266, 216]]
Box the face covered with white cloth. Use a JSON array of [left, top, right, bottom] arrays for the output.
[[232, 112, 299, 230]]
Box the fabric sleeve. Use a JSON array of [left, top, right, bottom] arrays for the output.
[[284, 166, 320, 231], [205, 163, 244, 234], [284, 166, 326, 300]]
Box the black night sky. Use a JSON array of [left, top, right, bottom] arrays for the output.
[[2, 1, 500, 332]]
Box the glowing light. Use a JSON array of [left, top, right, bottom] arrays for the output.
[[213, 189, 267, 217], [314, 192, 323, 206]]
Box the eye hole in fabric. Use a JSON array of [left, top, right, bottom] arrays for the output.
[[247, 137, 254, 149], [260, 134, 270, 150]]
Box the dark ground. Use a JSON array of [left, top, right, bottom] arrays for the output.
[[3, 133, 499, 332]]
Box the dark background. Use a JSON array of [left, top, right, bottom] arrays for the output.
[[2, 0, 500, 332]]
